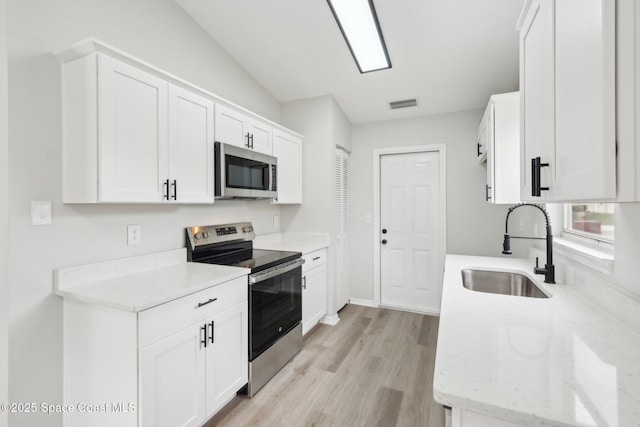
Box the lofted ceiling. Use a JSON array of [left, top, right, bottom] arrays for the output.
[[174, 0, 525, 124]]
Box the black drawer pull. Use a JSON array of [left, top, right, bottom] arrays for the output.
[[209, 321, 215, 344], [313, 256, 321, 261], [200, 324, 208, 348], [197, 297, 217, 308]]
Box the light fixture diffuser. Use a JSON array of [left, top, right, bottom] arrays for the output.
[[327, 0, 391, 73]]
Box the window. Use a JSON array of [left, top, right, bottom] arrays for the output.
[[564, 203, 615, 242]]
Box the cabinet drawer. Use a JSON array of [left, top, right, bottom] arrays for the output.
[[303, 249, 326, 273], [138, 276, 247, 348]]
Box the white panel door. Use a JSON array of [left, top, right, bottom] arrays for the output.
[[214, 103, 248, 149], [272, 130, 302, 204], [519, 0, 555, 202], [168, 85, 214, 203], [302, 264, 327, 335], [247, 119, 273, 155], [139, 324, 205, 427], [380, 152, 441, 313], [204, 302, 248, 417], [552, 0, 615, 200], [98, 54, 168, 202]]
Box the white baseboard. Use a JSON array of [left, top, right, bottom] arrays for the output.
[[348, 298, 378, 308], [320, 314, 340, 326]]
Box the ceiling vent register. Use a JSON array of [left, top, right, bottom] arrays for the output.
[[389, 98, 418, 109]]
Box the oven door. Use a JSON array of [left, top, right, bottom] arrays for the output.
[[248, 260, 302, 361]]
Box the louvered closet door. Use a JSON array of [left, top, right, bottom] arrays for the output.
[[335, 148, 350, 311]]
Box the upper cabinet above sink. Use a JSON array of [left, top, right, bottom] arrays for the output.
[[517, 0, 616, 203], [478, 92, 521, 205]]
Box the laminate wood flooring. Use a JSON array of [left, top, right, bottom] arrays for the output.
[[205, 304, 445, 427]]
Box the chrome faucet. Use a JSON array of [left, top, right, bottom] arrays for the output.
[[501, 203, 555, 284]]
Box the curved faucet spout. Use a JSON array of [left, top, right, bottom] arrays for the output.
[[502, 203, 555, 284]]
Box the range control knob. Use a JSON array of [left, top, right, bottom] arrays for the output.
[[202, 231, 209, 239], [194, 232, 203, 240]]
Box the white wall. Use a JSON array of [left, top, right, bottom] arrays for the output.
[[611, 204, 640, 298], [7, 1, 283, 426], [0, 0, 9, 426], [349, 110, 537, 302], [280, 95, 352, 320]]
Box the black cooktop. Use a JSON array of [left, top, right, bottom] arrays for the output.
[[197, 248, 301, 273]]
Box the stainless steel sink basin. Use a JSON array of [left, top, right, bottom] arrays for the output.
[[461, 269, 549, 298]]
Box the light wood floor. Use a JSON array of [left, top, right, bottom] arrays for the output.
[[206, 304, 445, 427]]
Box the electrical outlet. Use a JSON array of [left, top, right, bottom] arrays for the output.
[[273, 215, 279, 228], [127, 225, 141, 245]]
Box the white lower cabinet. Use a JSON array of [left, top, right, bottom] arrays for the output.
[[139, 324, 205, 427], [62, 276, 247, 427], [301, 249, 327, 335]]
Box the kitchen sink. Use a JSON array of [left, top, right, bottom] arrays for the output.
[[461, 269, 549, 298]]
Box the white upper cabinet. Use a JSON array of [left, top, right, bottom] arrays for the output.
[[58, 48, 215, 204], [57, 39, 302, 204], [99, 55, 169, 202], [214, 103, 272, 155], [480, 92, 521, 205], [168, 85, 215, 203], [272, 129, 302, 204], [517, 0, 615, 202]]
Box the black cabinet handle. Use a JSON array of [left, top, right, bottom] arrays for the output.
[[477, 142, 482, 157], [303, 276, 307, 289], [381, 239, 388, 245], [245, 132, 251, 148], [197, 297, 217, 308], [200, 324, 208, 348], [382, 228, 387, 234], [163, 179, 170, 200], [249, 134, 254, 149], [209, 321, 215, 344], [531, 157, 550, 197], [485, 184, 492, 201], [171, 179, 177, 200]]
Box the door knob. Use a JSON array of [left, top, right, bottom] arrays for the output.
[[382, 229, 387, 234], [381, 239, 387, 245]]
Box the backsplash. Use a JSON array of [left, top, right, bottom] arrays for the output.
[[531, 246, 640, 337]]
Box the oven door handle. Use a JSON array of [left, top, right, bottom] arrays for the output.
[[249, 258, 305, 284]]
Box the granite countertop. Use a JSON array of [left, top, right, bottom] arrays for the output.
[[434, 254, 640, 427], [54, 248, 249, 312], [254, 232, 330, 254]]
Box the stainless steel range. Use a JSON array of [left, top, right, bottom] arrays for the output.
[[186, 222, 303, 396]]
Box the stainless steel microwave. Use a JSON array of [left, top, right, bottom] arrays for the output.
[[214, 142, 278, 199]]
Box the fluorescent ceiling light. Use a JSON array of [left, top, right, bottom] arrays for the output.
[[327, 0, 391, 73]]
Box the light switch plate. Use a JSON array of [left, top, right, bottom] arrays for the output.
[[31, 201, 52, 225], [273, 215, 279, 228]]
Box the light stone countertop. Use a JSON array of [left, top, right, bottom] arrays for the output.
[[434, 254, 640, 427], [54, 248, 249, 312], [254, 232, 330, 254]]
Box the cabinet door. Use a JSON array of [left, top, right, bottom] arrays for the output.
[[272, 130, 303, 204], [98, 54, 168, 202], [215, 103, 248, 149], [168, 85, 214, 203], [302, 264, 327, 335], [552, 0, 615, 200], [483, 105, 494, 203], [139, 324, 206, 427], [519, 0, 555, 202], [247, 119, 273, 155], [205, 302, 248, 417]]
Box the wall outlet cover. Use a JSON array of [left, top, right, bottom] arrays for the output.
[[31, 201, 52, 225], [127, 224, 141, 245]]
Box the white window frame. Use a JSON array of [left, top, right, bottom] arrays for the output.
[[561, 203, 614, 249]]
